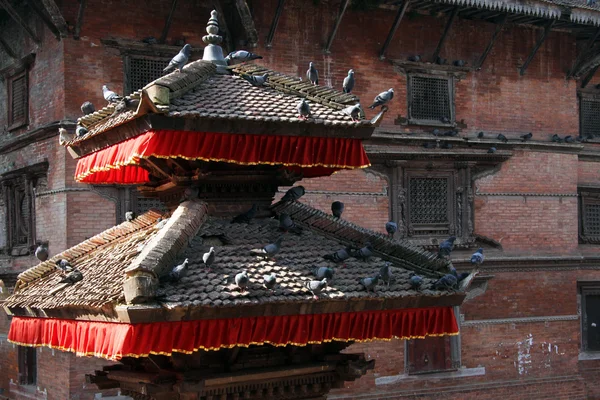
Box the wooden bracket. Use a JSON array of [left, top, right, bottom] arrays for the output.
[[431, 7, 459, 63], [519, 20, 555, 76], [568, 27, 600, 79], [0, 0, 41, 44], [37, 0, 69, 37], [266, 0, 286, 48], [0, 37, 17, 59], [158, 0, 178, 44], [379, 0, 411, 60], [476, 15, 507, 70], [74, 0, 87, 40], [235, 0, 259, 47], [324, 0, 350, 54]]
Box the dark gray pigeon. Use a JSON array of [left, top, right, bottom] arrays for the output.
[[331, 201, 344, 218], [313, 266, 334, 280], [142, 36, 158, 44], [435, 56, 447, 65], [409, 275, 423, 290], [242, 73, 269, 87], [125, 211, 135, 222], [80, 101, 95, 115], [307, 62, 319, 85], [235, 270, 249, 292], [102, 85, 121, 104], [323, 248, 351, 266], [263, 273, 277, 291], [306, 278, 328, 299], [163, 44, 192, 74], [588, 0, 596, 6], [358, 274, 380, 293], [487, 147, 497, 153], [408, 55, 421, 62], [423, 142, 437, 149], [441, 141, 453, 149], [297, 99, 311, 120], [385, 221, 398, 238], [443, 129, 459, 137], [434, 274, 458, 290], [59, 269, 83, 285], [380, 262, 393, 287], [281, 186, 306, 202], [432, 129, 441, 136], [35, 244, 48, 262], [342, 104, 362, 121], [231, 204, 258, 224], [477, 131, 484, 138], [55, 259, 73, 274], [564, 135, 575, 143], [167, 258, 189, 283], [470, 247, 484, 266], [251, 237, 284, 260], [520, 132, 533, 142], [203, 247, 215, 270], [438, 236, 456, 259], [497, 133, 508, 143], [369, 88, 394, 109], [76, 125, 88, 137], [343, 69, 355, 93], [453, 60, 466, 67], [225, 50, 263, 65], [352, 242, 374, 261], [279, 213, 302, 234], [441, 116, 451, 124], [551, 134, 563, 143], [112, 98, 140, 116]]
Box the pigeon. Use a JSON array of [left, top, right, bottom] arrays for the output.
[[342, 104, 362, 121], [441, 141, 453, 149], [470, 247, 484, 266], [142, 36, 158, 44], [477, 131, 484, 139], [281, 186, 306, 202], [125, 211, 135, 222], [323, 248, 351, 265], [331, 201, 344, 218], [432, 129, 441, 136], [297, 99, 311, 120], [576, 135, 585, 142], [343, 69, 355, 93], [453, 60, 466, 67], [55, 259, 73, 274], [352, 242, 374, 261], [166, 259, 189, 283], [155, 218, 169, 230], [183, 187, 199, 201], [408, 55, 421, 62], [385, 221, 398, 238], [443, 129, 459, 137], [202, 247, 215, 270], [358, 274, 380, 293], [520, 132, 533, 142], [588, 0, 596, 6], [80, 101, 95, 115], [487, 147, 497, 153], [35, 244, 48, 262], [497, 133, 508, 143], [423, 142, 437, 149], [380, 262, 393, 287], [112, 98, 140, 115], [251, 237, 284, 260], [102, 85, 121, 104], [307, 62, 319, 85], [163, 44, 192, 74], [564, 135, 576, 143], [58, 128, 74, 145], [225, 50, 263, 65], [58, 269, 83, 285], [457, 272, 470, 281], [235, 270, 249, 292], [279, 213, 302, 234], [313, 266, 334, 280], [231, 204, 258, 224], [241, 73, 269, 87], [435, 56, 447, 65], [434, 274, 458, 290], [263, 273, 277, 291], [409, 275, 423, 290], [369, 88, 394, 109], [441, 116, 451, 124], [551, 134, 563, 143], [76, 125, 88, 137], [306, 278, 328, 299], [438, 236, 456, 259]]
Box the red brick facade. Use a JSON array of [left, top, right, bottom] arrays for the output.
[[1, 0, 600, 399]]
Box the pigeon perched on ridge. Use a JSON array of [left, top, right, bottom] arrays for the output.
[[279, 213, 302, 234], [564, 135, 575, 143], [342, 104, 362, 121], [203, 247, 215, 270], [58, 127, 74, 145], [497, 133, 508, 143], [434, 274, 458, 290], [307, 62, 319, 85], [358, 274, 380, 293], [235, 270, 249, 292], [407, 55, 421, 62], [297, 99, 311, 120], [453, 60, 466, 67], [251, 237, 283, 260], [477, 131, 484, 139], [352, 242, 374, 261], [487, 147, 497, 154], [76, 125, 88, 137], [125, 211, 135, 222], [166, 258, 189, 283], [263, 273, 277, 291], [470, 247, 484, 266], [231, 204, 258, 224], [520, 132, 533, 142], [55, 259, 73, 274], [380, 262, 393, 287], [435, 56, 447, 65], [438, 236, 456, 259], [142, 36, 158, 44], [323, 248, 351, 266], [59, 269, 83, 285], [80, 101, 95, 115], [385, 221, 398, 238], [306, 278, 328, 299], [409, 275, 423, 290], [281, 186, 306, 202], [369, 88, 394, 109], [331, 201, 344, 218], [163, 44, 192, 74], [225, 50, 263, 65], [551, 134, 563, 143], [313, 266, 334, 280], [241, 73, 269, 87], [112, 98, 140, 116], [102, 85, 121, 104], [343, 69, 355, 93], [35, 244, 48, 262]]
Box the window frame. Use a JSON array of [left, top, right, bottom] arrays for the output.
[[123, 54, 171, 95], [6, 68, 29, 131], [407, 73, 455, 127], [578, 92, 600, 140], [579, 187, 600, 244], [17, 346, 37, 386], [578, 282, 600, 353]]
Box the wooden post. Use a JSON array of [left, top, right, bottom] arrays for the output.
[[159, 0, 178, 44], [567, 27, 600, 79], [519, 20, 555, 76], [74, 0, 87, 40], [212, 0, 234, 53], [235, 0, 259, 47], [0, 0, 41, 44], [266, 0, 286, 48], [37, 0, 68, 37], [379, 0, 411, 60], [324, 0, 350, 53], [476, 15, 507, 70], [431, 7, 459, 63]]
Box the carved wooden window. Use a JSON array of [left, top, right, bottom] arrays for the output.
[[579, 283, 600, 352], [124, 55, 170, 95], [135, 194, 166, 215], [580, 95, 600, 138], [579, 188, 600, 243], [18, 346, 37, 385], [406, 171, 454, 237], [407, 74, 454, 125], [7, 69, 28, 130]]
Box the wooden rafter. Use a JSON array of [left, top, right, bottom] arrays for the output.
[[27, 0, 62, 40], [266, 0, 286, 48], [235, 0, 259, 47], [379, 0, 411, 60], [476, 15, 507, 70], [581, 64, 599, 88], [567, 27, 600, 79], [212, 0, 234, 53], [37, 0, 68, 37], [74, 0, 87, 40], [158, 0, 178, 45], [0, 36, 17, 59], [0, 0, 41, 44], [519, 20, 555, 76], [324, 0, 350, 53], [431, 7, 459, 63]]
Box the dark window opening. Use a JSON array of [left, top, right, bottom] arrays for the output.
[[579, 188, 600, 243], [405, 171, 454, 237], [124, 56, 170, 95], [580, 97, 600, 138], [406, 336, 454, 374], [18, 346, 36, 385], [408, 75, 454, 125], [7, 70, 28, 130], [580, 283, 600, 352]]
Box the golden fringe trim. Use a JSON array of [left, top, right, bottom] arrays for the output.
[[8, 331, 458, 361]]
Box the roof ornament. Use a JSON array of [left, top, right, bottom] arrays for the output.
[[202, 10, 228, 73]]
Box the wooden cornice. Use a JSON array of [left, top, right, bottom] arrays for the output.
[[0, 120, 75, 155], [100, 37, 204, 58]]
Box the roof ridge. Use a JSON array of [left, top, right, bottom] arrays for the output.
[[271, 201, 450, 275], [77, 89, 143, 128], [14, 209, 163, 291]]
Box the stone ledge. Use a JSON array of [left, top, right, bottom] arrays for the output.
[[578, 351, 600, 361], [374, 367, 485, 386]]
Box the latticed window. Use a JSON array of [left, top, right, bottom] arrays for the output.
[[124, 56, 171, 95], [579, 188, 600, 243], [579, 283, 600, 352], [7, 70, 28, 130], [18, 346, 37, 385], [136, 195, 167, 215], [580, 97, 600, 138], [406, 174, 453, 236], [407, 74, 454, 125]]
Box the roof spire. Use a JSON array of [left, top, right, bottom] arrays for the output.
[[202, 10, 228, 72]]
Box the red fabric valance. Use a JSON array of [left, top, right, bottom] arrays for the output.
[[8, 308, 458, 361], [74, 130, 371, 184]]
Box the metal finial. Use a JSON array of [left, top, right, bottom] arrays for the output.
[[203, 10, 223, 45]]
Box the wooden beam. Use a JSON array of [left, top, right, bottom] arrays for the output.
[[324, 0, 350, 53], [266, 0, 286, 48], [158, 0, 178, 45], [37, 0, 68, 37], [568, 27, 600, 79], [212, 0, 234, 53], [431, 7, 459, 63], [235, 0, 259, 47], [0, 36, 17, 59], [379, 0, 411, 60], [581, 64, 599, 88], [476, 14, 507, 70], [73, 0, 87, 40], [0, 0, 41, 44], [519, 20, 555, 76], [27, 0, 61, 40]]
